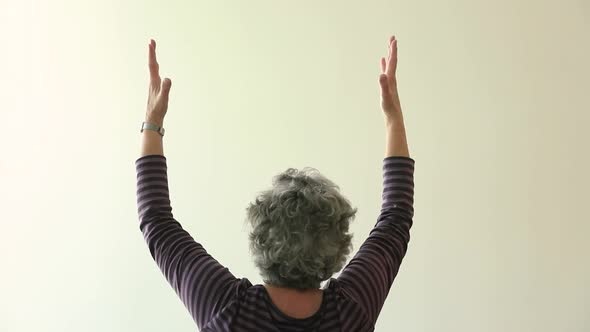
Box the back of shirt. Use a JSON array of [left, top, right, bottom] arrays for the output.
[[200, 156, 416, 331], [135, 155, 415, 331]]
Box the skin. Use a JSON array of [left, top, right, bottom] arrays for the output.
[[140, 35, 409, 318]]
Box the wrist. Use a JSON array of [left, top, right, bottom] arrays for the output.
[[385, 114, 404, 128], [145, 116, 164, 127]]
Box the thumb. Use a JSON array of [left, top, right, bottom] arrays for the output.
[[379, 74, 390, 97], [161, 78, 172, 100]]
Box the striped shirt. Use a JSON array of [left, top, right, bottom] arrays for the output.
[[135, 154, 415, 331]]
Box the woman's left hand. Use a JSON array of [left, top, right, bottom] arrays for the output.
[[146, 39, 172, 126]]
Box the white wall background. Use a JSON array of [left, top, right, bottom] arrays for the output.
[[1, 0, 588, 331]]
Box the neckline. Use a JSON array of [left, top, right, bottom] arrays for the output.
[[261, 285, 328, 322]]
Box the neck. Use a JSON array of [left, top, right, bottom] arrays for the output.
[[264, 283, 321, 294]]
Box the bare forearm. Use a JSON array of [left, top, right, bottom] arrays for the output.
[[140, 118, 164, 157], [385, 114, 410, 158]]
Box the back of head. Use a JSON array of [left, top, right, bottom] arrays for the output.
[[245, 167, 358, 290]]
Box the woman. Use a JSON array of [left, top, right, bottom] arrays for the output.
[[135, 35, 414, 331]]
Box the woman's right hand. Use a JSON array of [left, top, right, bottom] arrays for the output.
[[379, 36, 402, 122]]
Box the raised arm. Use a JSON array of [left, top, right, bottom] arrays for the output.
[[336, 35, 415, 325], [135, 155, 242, 329], [136, 39, 241, 330]]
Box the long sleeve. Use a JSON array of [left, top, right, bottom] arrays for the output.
[[135, 154, 241, 329], [336, 156, 415, 326]]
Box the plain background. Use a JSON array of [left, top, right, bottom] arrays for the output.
[[1, 0, 588, 331]]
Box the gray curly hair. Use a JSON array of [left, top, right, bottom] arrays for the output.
[[244, 167, 357, 290]]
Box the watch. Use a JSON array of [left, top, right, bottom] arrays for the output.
[[141, 121, 165, 136]]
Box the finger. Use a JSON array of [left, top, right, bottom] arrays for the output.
[[387, 37, 392, 60], [385, 36, 395, 74], [381, 57, 386, 74], [386, 38, 397, 77], [149, 39, 161, 87], [148, 39, 161, 89], [387, 35, 395, 62], [387, 42, 391, 62]]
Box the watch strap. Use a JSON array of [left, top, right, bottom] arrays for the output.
[[141, 121, 165, 136]]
